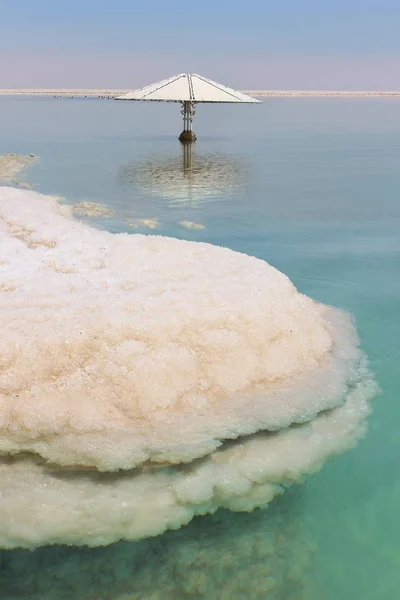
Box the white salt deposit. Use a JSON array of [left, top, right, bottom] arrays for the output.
[[0, 375, 373, 549], [72, 200, 115, 218], [0, 186, 377, 549], [0, 490, 316, 600], [125, 217, 161, 229], [0, 153, 37, 182], [179, 220, 206, 230]]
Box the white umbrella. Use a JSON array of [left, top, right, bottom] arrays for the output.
[[116, 73, 260, 142]]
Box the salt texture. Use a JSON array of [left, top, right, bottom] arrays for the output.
[[179, 220, 206, 230], [0, 186, 377, 548], [0, 153, 37, 183], [72, 200, 115, 218]]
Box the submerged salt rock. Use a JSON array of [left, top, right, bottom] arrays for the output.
[[0, 153, 37, 181], [0, 187, 361, 471], [0, 490, 315, 600], [72, 200, 115, 218], [124, 217, 161, 229], [179, 220, 205, 230]]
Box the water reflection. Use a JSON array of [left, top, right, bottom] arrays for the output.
[[118, 144, 248, 206]]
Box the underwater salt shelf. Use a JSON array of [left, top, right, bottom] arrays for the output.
[[0, 186, 378, 551], [0, 488, 316, 600]]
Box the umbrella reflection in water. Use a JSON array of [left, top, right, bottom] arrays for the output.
[[118, 144, 248, 207]]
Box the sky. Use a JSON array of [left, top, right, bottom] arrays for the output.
[[1, 0, 400, 89]]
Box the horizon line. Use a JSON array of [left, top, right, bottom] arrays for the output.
[[1, 89, 400, 98]]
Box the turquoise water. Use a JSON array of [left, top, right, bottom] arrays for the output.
[[0, 96, 399, 599]]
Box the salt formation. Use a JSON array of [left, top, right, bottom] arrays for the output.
[[0, 187, 377, 549], [0, 153, 37, 182], [125, 217, 161, 229], [72, 200, 115, 218], [179, 220, 205, 230], [0, 489, 316, 600]]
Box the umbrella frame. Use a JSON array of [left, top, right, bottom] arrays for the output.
[[179, 101, 197, 143]]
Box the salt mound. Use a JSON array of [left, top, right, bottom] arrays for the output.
[[0, 186, 377, 548]]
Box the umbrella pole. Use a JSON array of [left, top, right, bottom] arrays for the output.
[[179, 101, 196, 143]]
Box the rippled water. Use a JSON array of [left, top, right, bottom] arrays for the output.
[[0, 96, 399, 599]]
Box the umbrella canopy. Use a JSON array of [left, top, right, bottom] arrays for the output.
[[116, 73, 260, 104], [116, 73, 260, 142]]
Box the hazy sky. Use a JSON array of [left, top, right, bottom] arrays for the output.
[[1, 0, 400, 89]]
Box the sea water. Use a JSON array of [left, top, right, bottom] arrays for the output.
[[0, 96, 399, 599]]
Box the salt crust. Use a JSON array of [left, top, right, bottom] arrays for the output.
[[72, 201, 115, 218], [0, 154, 37, 182], [179, 220, 206, 230], [0, 186, 377, 548], [0, 375, 374, 549], [0, 187, 359, 470]]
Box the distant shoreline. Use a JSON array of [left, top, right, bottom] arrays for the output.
[[1, 89, 400, 98]]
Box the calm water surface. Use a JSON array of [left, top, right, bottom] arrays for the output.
[[0, 96, 399, 599]]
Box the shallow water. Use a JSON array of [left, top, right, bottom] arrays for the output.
[[0, 96, 399, 599]]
